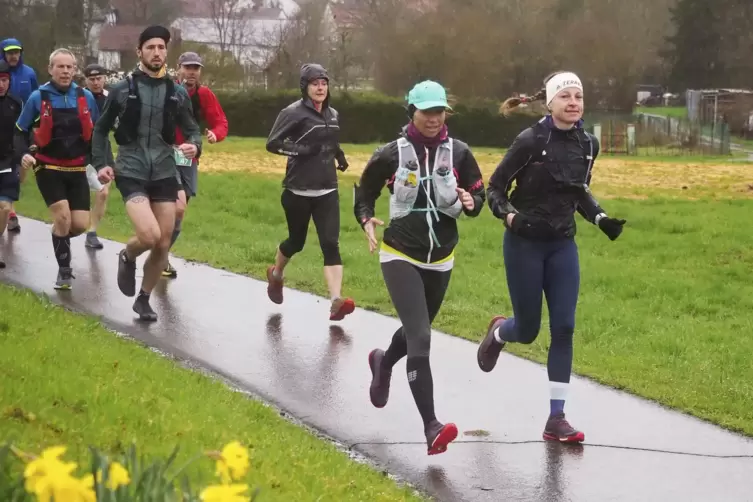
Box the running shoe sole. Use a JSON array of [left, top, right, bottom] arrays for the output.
[[428, 423, 459, 455], [368, 349, 389, 408], [330, 298, 355, 321], [543, 431, 585, 443]]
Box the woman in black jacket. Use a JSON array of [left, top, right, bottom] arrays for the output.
[[477, 71, 626, 443], [265, 63, 354, 321], [354, 80, 486, 455]]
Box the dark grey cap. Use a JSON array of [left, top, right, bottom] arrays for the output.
[[178, 52, 203, 67]]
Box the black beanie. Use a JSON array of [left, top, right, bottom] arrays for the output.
[[138, 25, 171, 48]]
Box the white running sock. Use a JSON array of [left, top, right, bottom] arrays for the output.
[[493, 326, 504, 344], [550, 381, 569, 401]]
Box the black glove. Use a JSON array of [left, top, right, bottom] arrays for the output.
[[510, 214, 560, 239], [598, 217, 626, 241], [337, 159, 349, 172]]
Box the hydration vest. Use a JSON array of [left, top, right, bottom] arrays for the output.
[[113, 75, 178, 146], [530, 122, 595, 194], [34, 87, 93, 167], [391, 137, 463, 247]]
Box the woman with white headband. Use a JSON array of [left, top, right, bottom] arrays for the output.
[[477, 71, 626, 443]]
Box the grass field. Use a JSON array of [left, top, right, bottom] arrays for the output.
[[0, 283, 422, 501], [12, 137, 753, 439]]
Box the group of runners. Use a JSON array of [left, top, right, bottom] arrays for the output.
[[269, 67, 626, 453], [0, 27, 229, 319], [0, 28, 627, 453]]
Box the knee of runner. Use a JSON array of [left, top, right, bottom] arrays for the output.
[[550, 328, 574, 346], [137, 228, 161, 249], [53, 212, 72, 234], [515, 321, 542, 344], [284, 239, 305, 255], [405, 328, 432, 358], [175, 203, 186, 220], [321, 241, 341, 266]]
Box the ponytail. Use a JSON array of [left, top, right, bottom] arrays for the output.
[[499, 88, 546, 117], [499, 71, 566, 117]]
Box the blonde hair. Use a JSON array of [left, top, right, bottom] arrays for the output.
[[499, 71, 566, 117], [48, 48, 77, 68]]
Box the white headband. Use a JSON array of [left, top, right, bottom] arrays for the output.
[[546, 72, 583, 105]]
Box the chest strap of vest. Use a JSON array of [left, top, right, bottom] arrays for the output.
[[396, 137, 454, 247], [35, 90, 54, 147], [34, 87, 93, 148]]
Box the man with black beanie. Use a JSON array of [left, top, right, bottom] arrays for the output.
[[93, 25, 202, 322]]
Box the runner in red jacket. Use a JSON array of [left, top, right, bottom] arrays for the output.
[[164, 51, 229, 278]]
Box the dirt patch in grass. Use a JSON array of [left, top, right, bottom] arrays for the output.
[[198, 150, 753, 199]]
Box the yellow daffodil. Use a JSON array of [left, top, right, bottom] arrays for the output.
[[213, 441, 249, 483], [27, 467, 95, 502], [23, 446, 78, 495], [200, 483, 250, 502], [96, 461, 131, 490]]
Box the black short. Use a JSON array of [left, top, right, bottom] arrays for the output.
[[115, 175, 179, 203], [176, 162, 198, 197], [0, 170, 20, 202], [34, 168, 90, 211]]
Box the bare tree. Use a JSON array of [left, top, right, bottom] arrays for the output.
[[83, 0, 110, 62], [207, 0, 254, 68]]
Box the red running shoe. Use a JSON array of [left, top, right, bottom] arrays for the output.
[[426, 421, 459, 455], [543, 412, 585, 443], [330, 297, 355, 321]]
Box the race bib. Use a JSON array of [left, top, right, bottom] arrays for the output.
[[174, 148, 192, 166]]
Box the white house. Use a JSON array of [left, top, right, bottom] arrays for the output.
[[92, 0, 340, 72], [170, 0, 301, 70]]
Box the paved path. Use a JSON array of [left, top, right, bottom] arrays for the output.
[[3, 216, 753, 502]]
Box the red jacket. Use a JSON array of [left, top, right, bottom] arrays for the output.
[[175, 84, 228, 145]]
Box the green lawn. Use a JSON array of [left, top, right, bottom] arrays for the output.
[[635, 106, 688, 118], [13, 161, 753, 438], [0, 283, 422, 501]]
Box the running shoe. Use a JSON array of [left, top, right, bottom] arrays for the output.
[[54, 267, 74, 290], [543, 412, 585, 443], [425, 420, 458, 455], [477, 315, 507, 372], [330, 297, 355, 321], [162, 261, 177, 278], [368, 349, 392, 408], [7, 214, 19, 232], [85, 231, 103, 249], [133, 295, 158, 322], [117, 249, 137, 297], [266, 265, 283, 304]]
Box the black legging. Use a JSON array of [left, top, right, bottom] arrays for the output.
[[380, 260, 452, 426], [279, 189, 341, 266]]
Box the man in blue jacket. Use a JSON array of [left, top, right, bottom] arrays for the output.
[[15, 48, 98, 289], [1, 37, 39, 234]]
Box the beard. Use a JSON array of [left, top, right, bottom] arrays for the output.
[[142, 59, 164, 73]]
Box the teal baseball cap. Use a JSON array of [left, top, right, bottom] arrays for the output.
[[407, 80, 452, 110]]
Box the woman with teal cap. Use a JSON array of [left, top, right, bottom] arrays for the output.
[[354, 80, 485, 455]]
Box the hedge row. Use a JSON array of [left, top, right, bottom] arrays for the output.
[[213, 89, 537, 147]]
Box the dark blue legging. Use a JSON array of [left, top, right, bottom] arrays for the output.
[[499, 230, 580, 384]]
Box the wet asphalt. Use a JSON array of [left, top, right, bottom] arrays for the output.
[[2, 216, 753, 502]]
